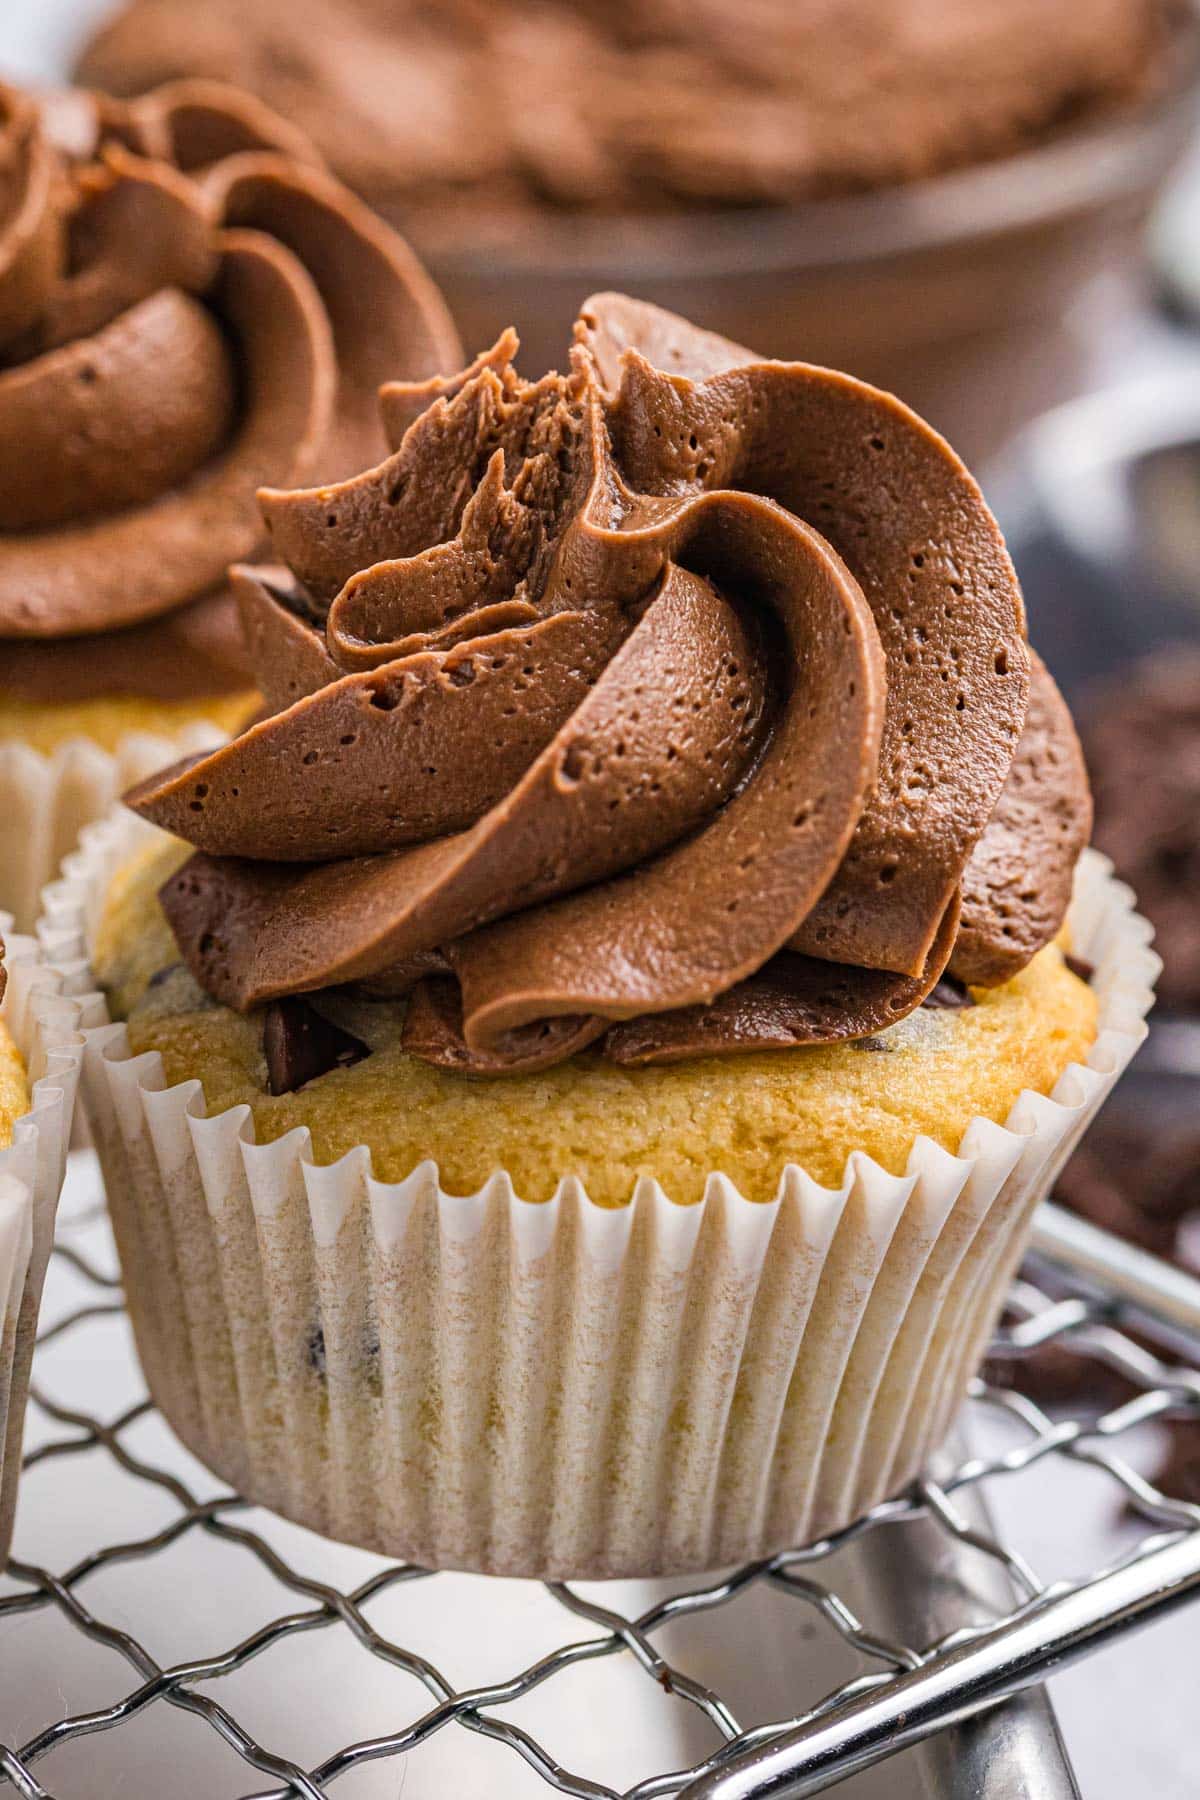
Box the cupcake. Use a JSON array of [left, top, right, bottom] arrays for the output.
[[0, 926, 89, 1563], [46, 296, 1155, 1577], [0, 76, 460, 930]]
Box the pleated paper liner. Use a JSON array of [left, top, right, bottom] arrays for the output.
[[0, 723, 223, 934], [41, 811, 1158, 1577], [0, 922, 92, 1561]]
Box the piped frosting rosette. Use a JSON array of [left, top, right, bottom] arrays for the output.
[[130, 295, 1092, 1072], [0, 925, 91, 1562], [0, 75, 460, 927], [0, 75, 459, 664]]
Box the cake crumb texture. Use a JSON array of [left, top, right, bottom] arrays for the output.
[[96, 837, 1099, 1206]]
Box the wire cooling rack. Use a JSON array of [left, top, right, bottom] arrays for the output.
[[2, 1165, 1200, 1800]]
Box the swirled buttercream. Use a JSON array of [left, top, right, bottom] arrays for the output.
[[0, 77, 459, 701], [128, 295, 1091, 1071]]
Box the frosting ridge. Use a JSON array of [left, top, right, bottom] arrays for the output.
[[129, 295, 1091, 1070]]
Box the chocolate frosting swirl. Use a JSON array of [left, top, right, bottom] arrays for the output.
[[0, 77, 460, 698], [129, 295, 1091, 1071]]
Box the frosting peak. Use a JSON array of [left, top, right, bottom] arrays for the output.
[[0, 77, 460, 696], [129, 296, 1091, 1072]]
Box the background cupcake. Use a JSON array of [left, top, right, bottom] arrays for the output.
[[0, 926, 88, 1563], [0, 75, 460, 929], [45, 297, 1157, 1577]]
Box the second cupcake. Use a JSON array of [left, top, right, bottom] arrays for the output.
[[52, 296, 1155, 1578], [0, 76, 460, 929]]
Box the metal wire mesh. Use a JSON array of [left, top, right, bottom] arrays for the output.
[[3, 1179, 1199, 1800]]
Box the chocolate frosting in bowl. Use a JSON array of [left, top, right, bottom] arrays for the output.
[[75, 0, 1179, 220], [0, 78, 460, 699], [128, 295, 1091, 1071]]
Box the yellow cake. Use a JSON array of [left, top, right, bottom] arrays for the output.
[[0, 1020, 27, 1148], [96, 835, 1098, 1205], [0, 693, 258, 760]]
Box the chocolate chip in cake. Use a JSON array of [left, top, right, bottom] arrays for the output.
[[923, 975, 976, 1010], [1065, 953, 1095, 984], [263, 996, 370, 1095], [306, 1322, 326, 1377]]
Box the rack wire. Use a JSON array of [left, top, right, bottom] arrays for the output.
[[2, 1169, 1199, 1800]]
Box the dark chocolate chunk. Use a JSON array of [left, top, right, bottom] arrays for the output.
[[262, 995, 370, 1095], [147, 960, 183, 989], [923, 975, 975, 1010], [304, 1318, 381, 1389], [1065, 953, 1094, 984]]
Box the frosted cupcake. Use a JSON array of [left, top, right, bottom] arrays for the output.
[[49, 297, 1156, 1577], [0, 929, 88, 1564], [0, 76, 460, 928]]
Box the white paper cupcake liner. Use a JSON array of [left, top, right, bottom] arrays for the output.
[[0, 921, 92, 1563], [0, 723, 223, 934], [40, 809, 1159, 1578]]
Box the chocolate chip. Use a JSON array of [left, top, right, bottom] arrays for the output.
[[147, 961, 183, 989], [265, 571, 328, 628], [262, 996, 370, 1095], [1065, 952, 1095, 984], [851, 1034, 892, 1052], [923, 975, 975, 1010], [304, 1319, 381, 1386]]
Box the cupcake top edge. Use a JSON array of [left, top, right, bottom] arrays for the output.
[[125, 292, 1093, 1078]]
